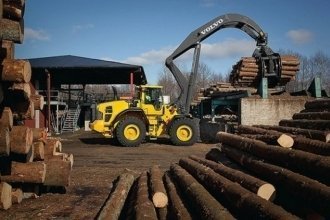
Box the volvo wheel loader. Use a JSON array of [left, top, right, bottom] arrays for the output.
[[89, 13, 282, 147]]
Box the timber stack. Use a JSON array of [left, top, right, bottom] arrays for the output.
[[229, 55, 300, 87], [0, 0, 73, 210]]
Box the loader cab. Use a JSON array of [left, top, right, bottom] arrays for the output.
[[140, 85, 164, 114]]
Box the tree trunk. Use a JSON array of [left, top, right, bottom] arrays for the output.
[[97, 173, 135, 220], [179, 158, 297, 220], [1, 59, 31, 83], [43, 160, 71, 186], [10, 125, 32, 154], [304, 99, 330, 110], [170, 163, 234, 220], [293, 112, 330, 120], [291, 136, 330, 156], [0, 18, 24, 43], [149, 165, 168, 208], [11, 188, 23, 204], [279, 119, 330, 131], [0, 127, 10, 156], [254, 125, 330, 143], [0, 182, 12, 210], [0, 107, 13, 130], [1, 161, 46, 183], [240, 134, 293, 148], [216, 132, 330, 185], [134, 171, 157, 220], [0, 40, 14, 60], [32, 141, 44, 161], [189, 155, 276, 201], [163, 172, 192, 220], [30, 94, 44, 110], [219, 145, 330, 215]]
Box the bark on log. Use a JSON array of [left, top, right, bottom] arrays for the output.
[[0, 18, 24, 43], [12, 98, 34, 120], [0, 182, 12, 210], [135, 171, 157, 220], [292, 112, 330, 120], [216, 132, 330, 185], [0, 107, 13, 130], [170, 163, 234, 220], [7, 82, 31, 100], [163, 172, 192, 220], [219, 146, 330, 215], [0, 40, 14, 59], [179, 158, 297, 220], [97, 173, 135, 220], [149, 165, 168, 208], [32, 141, 44, 161], [0, 127, 10, 156], [255, 125, 330, 143], [11, 188, 23, 204], [1, 161, 45, 183], [30, 94, 44, 110], [3, 2, 24, 21], [189, 155, 276, 201], [305, 99, 330, 110], [43, 160, 71, 186], [1, 59, 31, 83], [291, 136, 330, 156], [279, 119, 330, 131], [44, 138, 62, 158], [10, 125, 32, 154]]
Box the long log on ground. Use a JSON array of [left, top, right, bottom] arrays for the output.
[[291, 136, 330, 156], [10, 125, 32, 154], [0, 128, 10, 156], [292, 112, 330, 120], [163, 172, 192, 220], [1, 59, 31, 83], [0, 40, 14, 59], [135, 171, 157, 220], [11, 188, 23, 204], [0, 182, 12, 210], [170, 163, 234, 220], [219, 145, 330, 215], [179, 158, 298, 219], [97, 173, 135, 220], [240, 134, 293, 148], [305, 99, 330, 110], [149, 165, 168, 208], [279, 119, 330, 131], [43, 160, 71, 186], [255, 125, 330, 142], [189, 155, 276, 201], [216, 132, 330, 185], [0, 107, 13, 129], [1, 161, 46, 183], [0, 18, 24, 43]]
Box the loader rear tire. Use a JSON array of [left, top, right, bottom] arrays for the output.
[[169, 118, 197, 146], [116, 116, 146, 147]]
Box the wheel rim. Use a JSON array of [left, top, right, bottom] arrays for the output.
[[124, 124, 140, 141], [176, 125, 193, 142]]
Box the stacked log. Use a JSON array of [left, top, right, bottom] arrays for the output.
[[229, 55, 300, 87], [0, 1, 73, 210]]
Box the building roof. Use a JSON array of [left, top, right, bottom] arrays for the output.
[[29, 55, 147, 88]]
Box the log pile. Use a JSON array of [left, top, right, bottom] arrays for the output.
[[229, 55, 300, 87], [0, 1, 73, 210]]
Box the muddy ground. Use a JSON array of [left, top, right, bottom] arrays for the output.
[[0, 130, 213, 220]]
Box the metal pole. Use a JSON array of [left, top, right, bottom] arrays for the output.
[[130, 72, 134, 98], [46, 69, 51, 134]]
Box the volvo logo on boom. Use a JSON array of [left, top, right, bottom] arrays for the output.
[[200, 19, 224, 35]]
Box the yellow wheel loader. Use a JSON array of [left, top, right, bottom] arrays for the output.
[[90, 13, 282, 147]]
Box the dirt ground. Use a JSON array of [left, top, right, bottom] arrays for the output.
[[0, 130, 213, 220]]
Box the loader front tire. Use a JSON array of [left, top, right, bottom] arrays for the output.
[[116, 116, 146, 147], [169, 118, 197, 146]]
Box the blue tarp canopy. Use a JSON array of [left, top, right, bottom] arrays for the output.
[[29, 55, 147, 89]]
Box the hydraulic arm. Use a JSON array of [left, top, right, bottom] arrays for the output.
[[165, 13, 281, 114]]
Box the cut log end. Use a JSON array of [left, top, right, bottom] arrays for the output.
[[277, 134, 294, 148], [0, 182, 12, 210], [257, 183, 276, 202], [152, 192, 168, 208]]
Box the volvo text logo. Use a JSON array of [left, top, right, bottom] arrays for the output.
[[200, 19, 224, 35]]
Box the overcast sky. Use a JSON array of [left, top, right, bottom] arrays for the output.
[[16, 0, 330, 84]]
